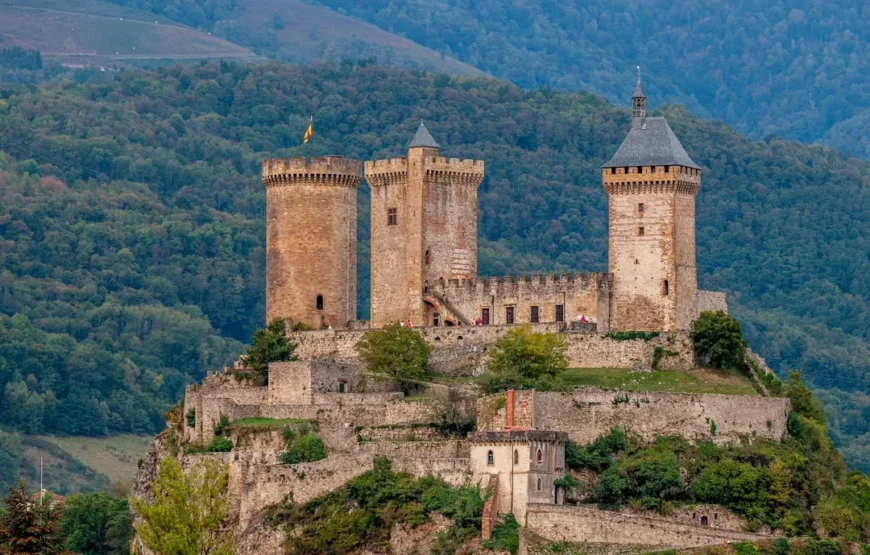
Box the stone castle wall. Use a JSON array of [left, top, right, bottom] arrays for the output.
[[523, 505, 769, 552], [290, 327, 695, 374], [525, 505, 768, 549], [430, 273, 610, 331], [262, 156, 360, 328], [479, 388, 790, 445], [696, 290, 728, 314]]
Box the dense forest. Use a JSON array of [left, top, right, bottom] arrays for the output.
[[0, 61, 868, 468], [104, 0, 870, 156]]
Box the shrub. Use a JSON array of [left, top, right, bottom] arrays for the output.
[[186, 408, 196, 428], [206, 436, 232, 452], [212, 414, 229, 436], [481, 513, 520, 554], [594, 447, 682, 510], [279, 430, 327, 465], [355, 324, 430, 393], [691, 311, 746, 369], [566, 428, 629, 472], [607, 331, 660, 341], [479, 324, 568, 393]]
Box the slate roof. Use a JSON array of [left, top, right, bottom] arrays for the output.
[[408, 122, 440, 148], [632, 78, 645, 99], [602, 116, 700, 169]]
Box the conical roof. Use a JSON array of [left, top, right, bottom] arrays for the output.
[[408, 122, 440, 148], [602, 117, 700, 169], [632, 78, 646, 99]]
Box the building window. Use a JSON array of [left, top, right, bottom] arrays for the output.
[[506, 306, 514, 325], [665, 166, 670, 173], [338, 381, 346, 393], [531, 306, 539, 323], [555, 304, 564, 322], [487, 450, 494, 465], [536, 448, 543, 464], [316, 295, 324, 310], [514, 449, 519, 465], [481, 308, 490, 325], [638, 202, 644, 213], [536, 477, 542, 492], [433, 313, 440, 327], [701, 516, 709, 527], [663, 279, 669, 296], [424, 249, 431, 265], [637, 166, 643, 174], [610, 167, 616, 174], [638, 227, 644, 236], [387, 207, 397, 226]]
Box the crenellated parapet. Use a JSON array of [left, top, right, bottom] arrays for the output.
[[426, 157, 485, 187], [602, 165, 700, 196], [364, 158, 408, 187], [434, 272, 611, 295], [262, 156, 362, 188]]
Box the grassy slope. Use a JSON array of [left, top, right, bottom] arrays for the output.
[[220, 0, 484, 76], [36, 434, 154, 485], [0, 0, 258, 62]]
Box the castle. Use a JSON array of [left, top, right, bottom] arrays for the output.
[[261, 77, 725, 333], [133, 80, 783, 555]]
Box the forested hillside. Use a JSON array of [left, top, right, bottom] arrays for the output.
[[0, 61, 869, 468]]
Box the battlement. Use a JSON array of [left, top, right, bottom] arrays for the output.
[[364, 156, 484, 187], [364, 157, 409, 174], [428, 156, 485, 174], [261, 156, 362, 188], [435, 272, 610, 293]]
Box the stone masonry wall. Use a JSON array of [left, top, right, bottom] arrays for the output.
[[290, 327, 694, 373], [696, 290, 728, 315], [524, 505, 769, 549], [479, 388, 790, 445], [431, 273, 610, 331]]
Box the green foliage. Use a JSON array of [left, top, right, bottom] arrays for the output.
[[278, 428, 327, 464], [788, 371, 825, 425], [566, 428, 630, 472], [606, 331, 660, 341], [273, 456, 483, 555], [0, 60, 869, 468], [594, 442, 683, 510], [206, 436, 233, 452], [212, 414, 230, 436], [242, 318, 297, 379], [480, 324, 568, 393], [355, 324, 430, 392], [0, 429, 22, 493], [186, 408, 196, 428], [735, 542, 760, 555], [0, 480, 66, 553], [130, 456, 233, 555], [0, 47, 42, 70], [692, 311, 747, 370], [61, 492, 133, 555]]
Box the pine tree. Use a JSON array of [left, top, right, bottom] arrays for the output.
[[0, 480, 66, 554]]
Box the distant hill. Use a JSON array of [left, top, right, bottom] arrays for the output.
[[0, 0, 259, 66]]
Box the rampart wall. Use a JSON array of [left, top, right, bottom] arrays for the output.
[[290, 327, 695, 373], [479, 388, 790, 445], [524, 505, 769, 550], [696, 290, 728, 315]]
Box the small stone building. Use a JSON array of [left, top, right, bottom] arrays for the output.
[[469, 429, 568, 524]]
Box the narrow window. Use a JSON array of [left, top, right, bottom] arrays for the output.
[[536, 448, 543, 464], [487, 450, 494, 465], [514, 449, 519, 465], [506, 306, 514, 325], [637, 166, 643, 174], [701, 516, 709, 527], [433, 313, 440, 327], [481, 308, 490, 325], [316, 295, 324, 310], [530, 306, 539, 323], [555, 304, 564, 322], [665, 166, 670, 173], [424, 249, 431, 265], [610, 167, 616, 174], [338, 382, 345, 393], [387, 207, 397, 226], [663, 279, 669, 296], [714, 513, 718, 520], [638, 202, 644, 213], [536, 477, 542, 492], [638, 227, 644, 236]]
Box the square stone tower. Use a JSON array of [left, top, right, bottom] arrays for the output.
[[602, 78, 701, 332], [261, 156, 361, 329], [365, 123, 484, 327]]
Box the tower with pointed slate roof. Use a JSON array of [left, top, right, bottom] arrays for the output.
[[602, 76, 702, 332], [365, 123, 485, 327]]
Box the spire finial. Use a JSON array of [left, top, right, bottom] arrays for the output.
[[631, 67, 646, 127], [637, 65, 641, 82]]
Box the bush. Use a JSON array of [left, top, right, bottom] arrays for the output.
[[355, 324, 430, 393], [479, 324, 568, 393], [212, 414, 229, 436], [607, 331, 660, 341], [594, 446, 682, 510], [206, 436, 232, 452], [186, 408, 196, 428], [691, 311, 746, 369], [566, 428, 630, 472], [481, 513, 520, 554], [279, 428, 327, 465]]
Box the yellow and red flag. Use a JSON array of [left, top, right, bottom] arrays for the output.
[[303, 118, 313, 143]]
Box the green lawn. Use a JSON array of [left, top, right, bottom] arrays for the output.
[[561, 367, 758, 396], [228, 417, 314, 430], [35, 434, 154, 486]]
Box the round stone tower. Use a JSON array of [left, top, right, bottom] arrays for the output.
[[261, 156, 361, 329]]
